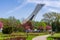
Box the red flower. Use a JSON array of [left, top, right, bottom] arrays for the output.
[[46, 25, 51, 30], [0, 22, 3, 29]]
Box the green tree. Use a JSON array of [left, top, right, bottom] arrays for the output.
[[8, 16, 21, 32], [42, 12, 60, 32], [32, 21, 46, 30]]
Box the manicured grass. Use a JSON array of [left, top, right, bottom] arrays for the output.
[[0, 32, 27, 40], [47, 36, 53, 40], [52, 33, 60, 37], [26, 35, 35, 40], [26, 33, 47, 40], [0, 32, 47, 40], [47, 33, 60, 40]]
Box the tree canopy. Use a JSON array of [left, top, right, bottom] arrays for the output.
[[42, 12, 60, 32]]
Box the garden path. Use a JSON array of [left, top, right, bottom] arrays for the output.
[[32, 34, 51, 40]]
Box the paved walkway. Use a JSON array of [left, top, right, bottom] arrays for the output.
[[32, 35, 51, 40]]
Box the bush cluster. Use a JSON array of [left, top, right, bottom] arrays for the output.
[[2, 26, 13, 34]]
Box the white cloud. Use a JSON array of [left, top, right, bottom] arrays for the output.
[[27, 0, 60, 8], [6, 0, 60, 14], [48, 8, 60, 13]]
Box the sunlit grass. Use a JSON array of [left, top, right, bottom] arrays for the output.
[[47, 33, 60, 40], [0, 32, 47, 40]]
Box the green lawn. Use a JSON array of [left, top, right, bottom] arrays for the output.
[[0, 32, 47, 40], [26, 33, 47, 40], [0, 32, 27, 40], [47, 33, 60, 40], [52, 33, 60, 37], [47, 36, 53, 40]]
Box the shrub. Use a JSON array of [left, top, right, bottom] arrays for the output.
[[52, 21, 60, 32], [2, 26, 13, 34], [18, 26, 25, 32]]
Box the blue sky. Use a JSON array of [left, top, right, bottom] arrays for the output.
[[0, 0, 60, 21]]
